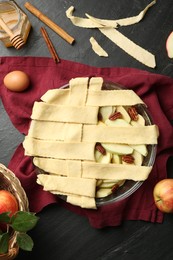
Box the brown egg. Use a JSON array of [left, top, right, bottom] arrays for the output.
[[3, 70, 30, 92]]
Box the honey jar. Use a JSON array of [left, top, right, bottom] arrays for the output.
[[0, 0, 31, 47]]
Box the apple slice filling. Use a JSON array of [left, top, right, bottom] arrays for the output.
[[95, 105, 147, 198]]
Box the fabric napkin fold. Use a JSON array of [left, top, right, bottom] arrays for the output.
[[0, 56, 173, 228]]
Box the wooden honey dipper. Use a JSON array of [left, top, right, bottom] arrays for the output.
[[0, 17, 25, 49]]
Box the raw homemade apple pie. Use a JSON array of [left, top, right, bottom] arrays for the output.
[[23, 77, 159, 209]]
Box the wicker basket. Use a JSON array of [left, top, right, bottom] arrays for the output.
[[0, 163, 29, 260]]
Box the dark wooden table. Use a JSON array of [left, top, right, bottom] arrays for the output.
[[1, 0, 173, 259]]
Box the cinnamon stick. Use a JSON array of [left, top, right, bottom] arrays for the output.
[[25, 2, 75, 45], [40, 27, 60, 63]]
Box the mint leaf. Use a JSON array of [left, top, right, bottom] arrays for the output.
[[16, 233, 34, 251], [11, 212, 39, 232], [0, 232, 10, 254], [0, 212, 10, 224]]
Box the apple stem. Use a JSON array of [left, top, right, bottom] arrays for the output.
[[7, 224, 9, 233]]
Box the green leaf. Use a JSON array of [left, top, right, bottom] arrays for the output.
[[11, 212, 39, 232], [0, 212, 11, 224], [16, 233, 34, 251], [0, 232, 10, 254]]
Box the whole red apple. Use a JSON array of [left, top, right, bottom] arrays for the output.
[[153, 179, 173, 213], [166, 31, 173, 58], [0, 190, 18, 217]]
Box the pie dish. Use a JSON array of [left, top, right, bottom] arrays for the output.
[[23, 77, 158, 209]]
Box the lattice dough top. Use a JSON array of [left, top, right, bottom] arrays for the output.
[[23, 77, 159, 209]]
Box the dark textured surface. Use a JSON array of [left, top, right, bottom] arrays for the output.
[[1, 0, 173, 259]]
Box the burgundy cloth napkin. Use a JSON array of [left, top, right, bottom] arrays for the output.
[[0, 56, 173, 229]]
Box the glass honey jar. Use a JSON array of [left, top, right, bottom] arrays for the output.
[[0, 0, 31, 48]]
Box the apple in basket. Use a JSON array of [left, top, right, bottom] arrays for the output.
[[153, 179, 173, 213], [0, 190, 19, 217], [0, 190, 18, 231]]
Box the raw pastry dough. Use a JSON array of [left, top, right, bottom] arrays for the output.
[[86, 89, 144, 106], [99, 27, 156, 68], [41, 88, 69, 105], [31, 102, 99, 124], [24, 77, 159, 209], [28, 121, 83, 142], [66, 1, 156, 29], [66, 6, 104, 28], [37, 174, 96, 197], [89, 77, 103, 90], [66, 1, 157, 68], [90, 37, 108, 57], [34, 157, 152, 181], [69, 77, 89, 105], [29, 121, 158, 144], [67, 195, 96, 209], [82, 162, 152, 181], [23, 136, 95, 161], [85, 1, 156, 28], [83, 125, 158, 144]]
